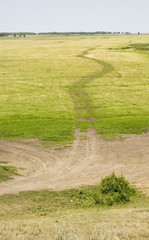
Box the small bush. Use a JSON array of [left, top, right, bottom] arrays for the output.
[[93, 172, 136, 206]]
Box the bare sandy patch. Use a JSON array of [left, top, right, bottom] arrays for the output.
[[0, 129, 148, 196]]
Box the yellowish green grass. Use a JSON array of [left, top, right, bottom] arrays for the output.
[[1, 208, 149, 239], [0, 35, 149, 238], [0, 35, 149, 142], [0, 165, 19, 182], [87, 42, 149, 134], [0, 174, 148, 239], [0, 188, 149, 239]]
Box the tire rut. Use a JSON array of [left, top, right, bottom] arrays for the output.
[[69, 47, 114, 128], [0, 48, 149, 195]]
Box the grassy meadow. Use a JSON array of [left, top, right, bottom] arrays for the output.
[[0, 187, 149, 239], [0, 34, 149, 142], [0, 35, 149, 239]]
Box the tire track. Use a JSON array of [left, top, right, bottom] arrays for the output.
[[69, 47, 114, 128], [0, 48, 149, 195]]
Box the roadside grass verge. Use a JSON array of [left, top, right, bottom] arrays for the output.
[[94, 116, 149, 135], [0, 173, 138, 218], [0, 161, 8, 164], [0, 164, 148, 240], [0, 182, 149, 239], [0, 187, 146, 218], [0, 118, 76, 143]]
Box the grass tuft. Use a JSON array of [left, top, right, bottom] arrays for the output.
[[0, 165, 19, 182]]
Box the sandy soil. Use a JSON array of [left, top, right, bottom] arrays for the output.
[[0, 128, 149, 196]]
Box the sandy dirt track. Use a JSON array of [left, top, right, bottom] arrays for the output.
[[0, 128, 149, 196]]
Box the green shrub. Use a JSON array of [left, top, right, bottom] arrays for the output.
[[93, 172, 136, 206]]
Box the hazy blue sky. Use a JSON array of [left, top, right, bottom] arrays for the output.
[[0, 0, 148, 33]]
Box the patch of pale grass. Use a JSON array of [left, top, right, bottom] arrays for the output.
[[0, 220, 131, 240], [0, 208, 149, 240]]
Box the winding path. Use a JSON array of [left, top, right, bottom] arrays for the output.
[[69, 47, 114, 127], [0, 48, 149, 195]]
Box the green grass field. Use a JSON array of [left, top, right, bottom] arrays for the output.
[[0, 186, 149, 239], [0, 35, 149, 239], [0, 35, 149, 142]]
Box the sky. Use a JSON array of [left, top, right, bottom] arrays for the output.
[[0, 0, 149, 33]]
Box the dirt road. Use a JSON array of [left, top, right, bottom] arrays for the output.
[[0, 129, 149, 195]]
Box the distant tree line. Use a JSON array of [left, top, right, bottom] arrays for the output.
[[38, 31, 131, 35], [0, 31, 132, 37], [0, 32, 37, 37]]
